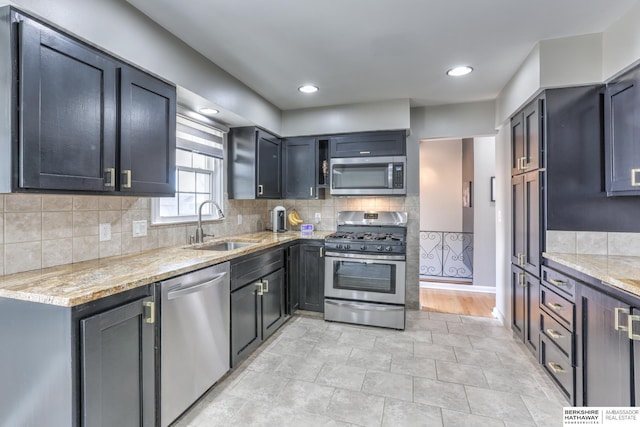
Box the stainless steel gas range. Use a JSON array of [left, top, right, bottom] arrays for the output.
[[324, 211, 407, 330]]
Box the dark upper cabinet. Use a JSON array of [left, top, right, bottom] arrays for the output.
[[18, 15, 117, 192], [12, 10, 176, 196], [283, 137, 320, 199], [511, 100, 541, 175], [228, 127, 282, 199], [604, 66, 640, 196], [119, 67, 176, 196], [511, 171, 542, 277], [330, 130, 405, 158]]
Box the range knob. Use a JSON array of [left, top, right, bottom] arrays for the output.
[[385, 246, 392, 252], [345, 244, 351, 250], [376, 245, 383, 251], [337, 244, 343, 250], [360, 245, 366, 251]]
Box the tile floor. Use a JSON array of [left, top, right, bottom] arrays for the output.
[[175, 310, 567, 426]]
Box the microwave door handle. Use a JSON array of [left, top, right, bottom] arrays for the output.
[[388, 163, 394, 188]]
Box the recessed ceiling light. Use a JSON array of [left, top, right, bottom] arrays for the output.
[[446, 66, 473, 77], [298, 85, 319, 94], [199, 107, 219, 116]]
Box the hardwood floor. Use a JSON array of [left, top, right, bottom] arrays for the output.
[[419, 287, 495, 318]]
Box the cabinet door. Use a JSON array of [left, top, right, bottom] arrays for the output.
[[580, 285, 632, 406], [511, 175, 525, 266], [299, 244, 325, 312], [525, 274, 540, 358], [81, 296, 155, 427], [119, 67, 176, 196], [284, 137, 318, 199], [261, 268, 286, 341], [256, 130, 282, 198], [523, 171, 542, 277], [287, 244, 301, 315], [633, 308, 640, 405], [511, 112, 524, 176], [231, 281, 262, 367], [511, 265, 525, 340], [18, 16, 117, 192], [523, 101, 541, 171], [330, 131, 405, 157], [604, 69, 640, 196]]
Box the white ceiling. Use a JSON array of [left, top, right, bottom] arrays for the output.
[[127, 0, 637, 111]]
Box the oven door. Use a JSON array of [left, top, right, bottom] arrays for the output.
[[324, 252, 406, 304]]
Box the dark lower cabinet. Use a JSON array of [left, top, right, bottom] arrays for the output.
[[579, 284, 633, 406], [230, 249, 286, 367], [81, 296, 155, 427], [288, 241, 325, 313], [0, 285, 155, 426], [511, 265, 540, 358]]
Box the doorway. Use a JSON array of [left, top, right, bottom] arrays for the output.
[[419, 137, 496, 317]]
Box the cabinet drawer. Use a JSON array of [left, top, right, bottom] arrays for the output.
[[540, 285, 574, 330], [540, 309, 573, 362], [541, 336, 574, 404], [231, 249, 285, 291], [541, 266, 576, 300]]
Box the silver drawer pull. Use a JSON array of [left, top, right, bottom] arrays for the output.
[[546, 302, 564, 312], [547, 362, 566, 374], [546, 329, 563, 339], [550, 279, 567, 287], [615, 307, 630, 331]]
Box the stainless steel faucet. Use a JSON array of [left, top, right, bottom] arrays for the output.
[[195, 200, 225, 243]]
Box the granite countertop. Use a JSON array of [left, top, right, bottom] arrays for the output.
[[0, 231, 331, 307], [543, 252, 640, 298]]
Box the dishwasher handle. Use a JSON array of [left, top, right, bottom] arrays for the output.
[[167, 271, 228, 300]]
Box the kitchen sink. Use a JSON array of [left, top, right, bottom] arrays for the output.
[[191, 241, 257, 251]]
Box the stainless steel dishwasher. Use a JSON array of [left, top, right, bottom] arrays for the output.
[[160, 262, 230, 427]]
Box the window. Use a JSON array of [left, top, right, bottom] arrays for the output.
[[152, 115, 225, 224]]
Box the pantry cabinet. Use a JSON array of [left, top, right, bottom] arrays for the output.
[[10, 10, 176, 196]]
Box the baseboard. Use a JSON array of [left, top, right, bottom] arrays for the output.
[[492, 307, 505, 325], [419, 281, 496, 294]]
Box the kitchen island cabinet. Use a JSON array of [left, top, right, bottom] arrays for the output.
[[0, 285, 155, 427], [7, 9, 176, 197]]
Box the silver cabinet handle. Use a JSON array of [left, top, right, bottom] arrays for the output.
[[122, 169, 132, 189], [520, 156, 528, 170], [632, 169, 640, 187], [320, 247, 324, 258], [628, 315, 640, 341], [359, 151, 371, 155], [262, 279, 269, 293], [143, 301, 155, 324], [550, 279, 567, 287], [310, 187, 313, 197], [104, 168, 115, 187], [615, 307, 630, 331], [256, 281, 264, 296], [546, 302, 564, 312], [167, 272, 227, 300], [258, 184, 264, 195], [546, 329, 563, 339], [547, 362, 566, 374]]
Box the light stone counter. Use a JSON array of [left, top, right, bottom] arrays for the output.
[[0, 231, 331, 307], [543, 252, 640, 298]]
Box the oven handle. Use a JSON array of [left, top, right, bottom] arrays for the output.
[[325, 251, 406, 261], [325, 299, 404, 311]]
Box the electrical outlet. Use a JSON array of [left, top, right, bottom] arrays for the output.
[[99, 223, 111, 242], [314, 212, 321, 224], [132, 220, 147, 237], [237, 214, 243, 225]]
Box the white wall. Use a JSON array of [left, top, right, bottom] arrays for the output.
[[419, 139, 462, 232], [603, 0, 640, 80], [494, 123, 511, 324], [539, 33, 603, 88], [280, 99, 410, 137], [495, 45, 541, 126], [411, 101, 497, 140], [472, 137, 496, 288], [7, 0, 282, 133]]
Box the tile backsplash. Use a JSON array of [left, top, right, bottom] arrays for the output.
[[546, 230, 640, 257], [0, 193, 419, 277]]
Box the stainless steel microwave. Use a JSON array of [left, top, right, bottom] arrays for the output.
[[330, 156, 406, 196]]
